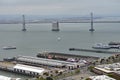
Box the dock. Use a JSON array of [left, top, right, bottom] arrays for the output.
[[69, 48, 120, 54], [1, 54, 93, 78], [37, 52, 99, 62]]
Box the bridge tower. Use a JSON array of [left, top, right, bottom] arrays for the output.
[[89, 12, 95, 31], [22, 15, 27, 31], [52, 21, 59, 31]]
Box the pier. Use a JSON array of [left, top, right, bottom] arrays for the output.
[[37, 52, 99, 62], [69, 48, 120, 54], [1, 54, 92, 77], [0, 53, 101, 79]]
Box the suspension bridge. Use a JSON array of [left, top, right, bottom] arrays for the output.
[[21, 13, 120, 32]]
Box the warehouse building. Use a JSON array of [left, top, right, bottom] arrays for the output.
[[15, 56, 81, 70], [0, 61, 45, 77], [88, 75, 116, 80]]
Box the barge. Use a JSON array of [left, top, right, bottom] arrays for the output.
[[2, 46, 16, 50]]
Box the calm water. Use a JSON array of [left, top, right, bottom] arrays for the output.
[[0, 23, 120, 79]]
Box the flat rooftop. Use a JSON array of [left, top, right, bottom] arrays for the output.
[[38, 52, 99, 59], [14, 64, 45, 74], [0, 75, 20, 80], [89, 75, 116, 80], [96, 63, 120, 72], [15, 56, 79, 67], [0, 61, 15, 68]]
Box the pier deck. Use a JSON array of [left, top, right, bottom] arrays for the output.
[[0, 61, 15, 68], [69, 48, 120, 54], [37, 52, 99, 63]]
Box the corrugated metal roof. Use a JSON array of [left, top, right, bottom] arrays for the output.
[[0, 75, 20, 80], [0, 75, 11, 80], [16, 56, 76, 67], [14, 64, 44, 74], [89, 75, 116, 80]]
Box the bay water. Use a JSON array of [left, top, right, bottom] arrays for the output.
[[0, 23, 120, 79]]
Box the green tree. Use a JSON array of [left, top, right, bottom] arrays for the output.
[[46, 77, 53, 80], [43, 72, 49, 76], [55, 70, 58, 74], [88, 66, 94, 72], [36, 76, 45, 80], [75, 69, 80, 74]]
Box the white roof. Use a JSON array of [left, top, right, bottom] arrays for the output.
[[0, 75, 20, 80], [16, 56, 77, 67], [89, 75, 116, 80], [96, 62, 120, 73], [94, 67, 113, 73], [14, 64, 44, 74], [0, 75, 11, 80]]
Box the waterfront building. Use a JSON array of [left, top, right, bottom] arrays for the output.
[[0, 61, 45, 77], [88, 75, 116, 80], [90, 62, 120, 80], [13, 64, 45, 76], [92, 63, 120, 75], [14, 56, 81, 70], [0, 75, 21, 80]]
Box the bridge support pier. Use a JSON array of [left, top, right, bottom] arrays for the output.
[[52, 21, 59, 31], [89, 12, 95, 31], [22, 15, 27, 31]]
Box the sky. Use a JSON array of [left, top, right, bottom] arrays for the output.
[[0, 0, 120, 16]]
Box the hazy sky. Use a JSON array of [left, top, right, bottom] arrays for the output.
[[0, 0, 120, 16]]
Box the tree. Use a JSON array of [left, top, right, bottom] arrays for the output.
[[75, 69, 80, 74], [43, 72, 49, 76], [46, 77, 53, 80], [55, 70, 58, 74], [36, 76, 45, 80], [88, 66, 94, 72]]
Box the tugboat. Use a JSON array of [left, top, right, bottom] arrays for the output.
[[2, 46, 16, 50], [92, 43, 110, 49]]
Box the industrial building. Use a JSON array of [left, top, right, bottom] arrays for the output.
[[93, 63, 120, 74], [0, 75, 20, 80], [13, 64, 45, 76], [14, 56, 81, 70], [88, 75, 116, 80], [0, 61, 45, 77]]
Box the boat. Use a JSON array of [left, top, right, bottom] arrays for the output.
[[108, 41, 120, 49], [109, 45, 120, 49], [108, 41, 120, 45], [2, 46, 16, 50], [92, 43, 110, 49]]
